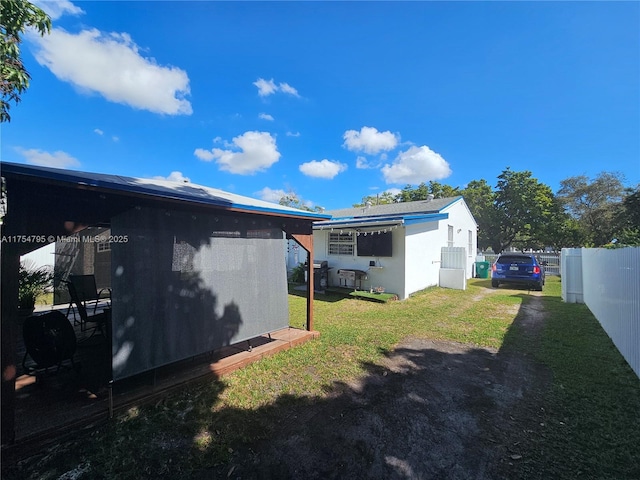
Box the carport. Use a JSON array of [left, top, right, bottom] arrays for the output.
[[0, 162, 329, 445]]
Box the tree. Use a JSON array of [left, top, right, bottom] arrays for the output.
[[397, 183, 429, 202], [352, 191, 397, 208], [613, 184, 640, 246], [397, 181, 461, 202], [1, 0, 51, 122], [490, 168, 554, 253], [461, 179, 495, 251], [279, 192, 324, 212], [557, 172, 626, 247], [462, 168, 557, 253], [427, 181, 461, 199], [537, 196, 585, 251]]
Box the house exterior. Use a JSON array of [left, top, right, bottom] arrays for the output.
[[0, 162, 329, 444], [312, 196, 478, 299]]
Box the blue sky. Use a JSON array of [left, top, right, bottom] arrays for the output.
[[3, 1, 639, 211]]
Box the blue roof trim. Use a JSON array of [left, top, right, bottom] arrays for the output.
[[314, 212, 448, 228], [1, 162, 331, 220], [403, 213, 448, 225]]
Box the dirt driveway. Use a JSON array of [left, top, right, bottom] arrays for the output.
[[204, 292, 550, 479]]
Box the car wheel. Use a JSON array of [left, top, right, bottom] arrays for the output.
[[491, 280, 499, 288], [535, 281, 543, 292]]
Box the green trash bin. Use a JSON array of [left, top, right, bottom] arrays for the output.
[[475, 261, 490, 279]]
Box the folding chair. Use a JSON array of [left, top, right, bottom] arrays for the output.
[[66, 275, 111, 328], [67, 279, 109, 339]]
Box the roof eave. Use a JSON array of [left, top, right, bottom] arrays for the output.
[[1, 162, 330, 221], [314, 212, 448, 229]]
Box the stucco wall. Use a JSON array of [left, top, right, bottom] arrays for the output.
[[441, 200, 478, 276], [313, 198, 478, 300], [314, 228, 407, 296], [404, 222, 441, 298]]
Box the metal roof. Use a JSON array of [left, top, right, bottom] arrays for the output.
[[0, 162, 330, 220], [314, 197, 461, 228], [327, 196, 461, 219]]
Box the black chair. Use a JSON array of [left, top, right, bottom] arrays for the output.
[[66, 275, 111, 327], [67, 280, 109, 340], [22, 311, 78, 376]]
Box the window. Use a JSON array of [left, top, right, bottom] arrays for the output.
[[447, 225, 454, 247], [97, 241, 111, 253], [328, 232, 354, 255], [468, 230, 473, 256]]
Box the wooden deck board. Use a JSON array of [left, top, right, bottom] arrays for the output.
[[3, 325, 319, 461]]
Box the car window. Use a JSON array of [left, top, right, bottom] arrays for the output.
[[497, 256, 533, 265]]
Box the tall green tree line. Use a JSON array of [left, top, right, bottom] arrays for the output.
[[346, 169, 637, 252]]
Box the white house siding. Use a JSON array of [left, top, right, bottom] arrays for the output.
[[404, 201, 477, 298], [315, 228, 407, 296], [404, 222, 441, 299], [441, 200, 478, 277]]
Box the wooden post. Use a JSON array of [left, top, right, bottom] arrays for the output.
[[290, 233, 314, 332], [1, 244, 20, 445]]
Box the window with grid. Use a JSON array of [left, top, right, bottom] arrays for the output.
[[468, 230, 473, 256], [97, 241, 111, 253], [447, 225, 454, 247], [328, 232, 354, 255]]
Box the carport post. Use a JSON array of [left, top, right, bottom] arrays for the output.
[[290, 233, 314, 332], [1, 243, 20, 444]]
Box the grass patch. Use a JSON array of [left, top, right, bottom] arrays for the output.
[[523, 280, 640, 479], [4, 277, 639, 479], [35, 292, 53, 305]]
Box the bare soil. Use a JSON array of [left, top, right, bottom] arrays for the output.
[[204, 292, 551, 479]]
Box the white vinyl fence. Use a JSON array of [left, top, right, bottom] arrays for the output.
[[481, 252, 561, 275], [561, 247, 640, 379]]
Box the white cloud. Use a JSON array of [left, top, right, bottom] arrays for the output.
[[17, 148, 80, 168], [253, 78, 278, 97], [278, 82, 300, 97], [253, 78, 300, 97], [194, 148, 215, 161], [286, 131, 300, 137], [343, 126, 399, 155], [94, 128, 119, 142], [153, 171, 190, 183], [299, 159, 347, 179], [381, 145, 452, 185], [32, 28, 192, 115], [259, 113, 274, 121], [384, 188, 402, 197], [356, 155, 381, 169], [255, 187, 288, 203], [194, 131, 280, 175], [33, 0, 84, 20]]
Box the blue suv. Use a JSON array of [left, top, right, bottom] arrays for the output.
[[491, 253, 545, 291]]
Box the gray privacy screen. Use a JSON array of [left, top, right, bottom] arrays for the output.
[[110, 207, 288, 380]]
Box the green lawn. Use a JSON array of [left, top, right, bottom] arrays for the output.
[[3, 277, 639, 479]]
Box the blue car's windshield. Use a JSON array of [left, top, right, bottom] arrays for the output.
[[497, 256, 534, 265]]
